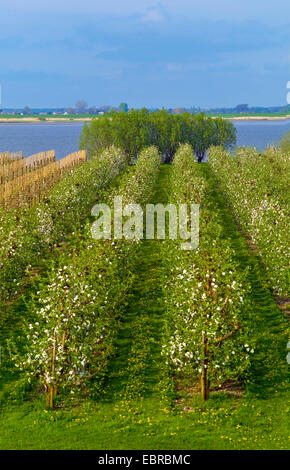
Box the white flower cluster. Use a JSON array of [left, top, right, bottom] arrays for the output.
[[0, 147, 127, 302], [161, 144, 254, 387], [9, 145, 162, 403], [110, 146, 161, 205], [208, 146, 289, 296]]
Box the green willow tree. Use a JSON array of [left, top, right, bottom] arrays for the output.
[[79, 110, 236, 163]]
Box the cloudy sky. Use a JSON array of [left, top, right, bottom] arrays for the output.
[[0, 0, 289, 108]]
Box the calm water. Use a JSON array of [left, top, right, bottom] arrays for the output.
[[233, 119, 290, 151], [0, 122, 84, 160], [0, 120, 289, 160]]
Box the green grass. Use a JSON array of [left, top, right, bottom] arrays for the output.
[[0, 164, 289, 450], [0, 391, 289, 450]]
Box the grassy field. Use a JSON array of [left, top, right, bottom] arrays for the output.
[[0, 163, 288, 450]]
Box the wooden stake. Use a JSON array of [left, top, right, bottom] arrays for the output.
[[201, 332, 210, 401]]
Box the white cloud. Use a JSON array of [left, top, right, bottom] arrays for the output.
[[140, 5, 167, 23]]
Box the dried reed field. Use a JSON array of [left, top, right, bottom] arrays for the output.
[[0, 151, 24, 164], [0, 150, 87, 207], [0, 151, 55, 183]]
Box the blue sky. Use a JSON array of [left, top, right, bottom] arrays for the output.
[[0, 1, 289, 108]]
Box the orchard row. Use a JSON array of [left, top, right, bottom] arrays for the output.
[[208, 146, 289, 297], [161, 145, 255, 400], [8, 146, 161, 408]]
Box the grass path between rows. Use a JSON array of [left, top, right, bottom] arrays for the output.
[[103, 165, 170, 401], [0, 164, 289, 450]]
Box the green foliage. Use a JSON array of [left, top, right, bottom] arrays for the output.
[[8, 237, 134, 408], [7, 147, 161, 408], [279, 131, 290, 153], [0, 158, 288, 448], [0, 147, 127, 303], [161, 144, 254, 399], [79, 110, 236, 162], [208, 146, 290, 296]]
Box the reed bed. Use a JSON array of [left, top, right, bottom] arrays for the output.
[[10, 151, 24, 161], [0, 151, 55, 183], [0, 150, 87, 208], [0, 152, 13, 164], [0, 151, 23, 165]]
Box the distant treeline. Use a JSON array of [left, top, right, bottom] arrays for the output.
[[79, 110, 236, 162], [2, 103, 290, 116], [202, 104, 290, 115]]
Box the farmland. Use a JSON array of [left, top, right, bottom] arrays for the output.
[[0, 117, 289, 450]]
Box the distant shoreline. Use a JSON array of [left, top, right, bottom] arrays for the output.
[[225, 115, 290, 121], [0, 115, 290, 123], [0, 118, 91, 123]]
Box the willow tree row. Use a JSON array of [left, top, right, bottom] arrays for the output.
[[80, 109, 236, 163]]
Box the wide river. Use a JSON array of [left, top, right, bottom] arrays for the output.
[[0, 120, 289, 160]]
